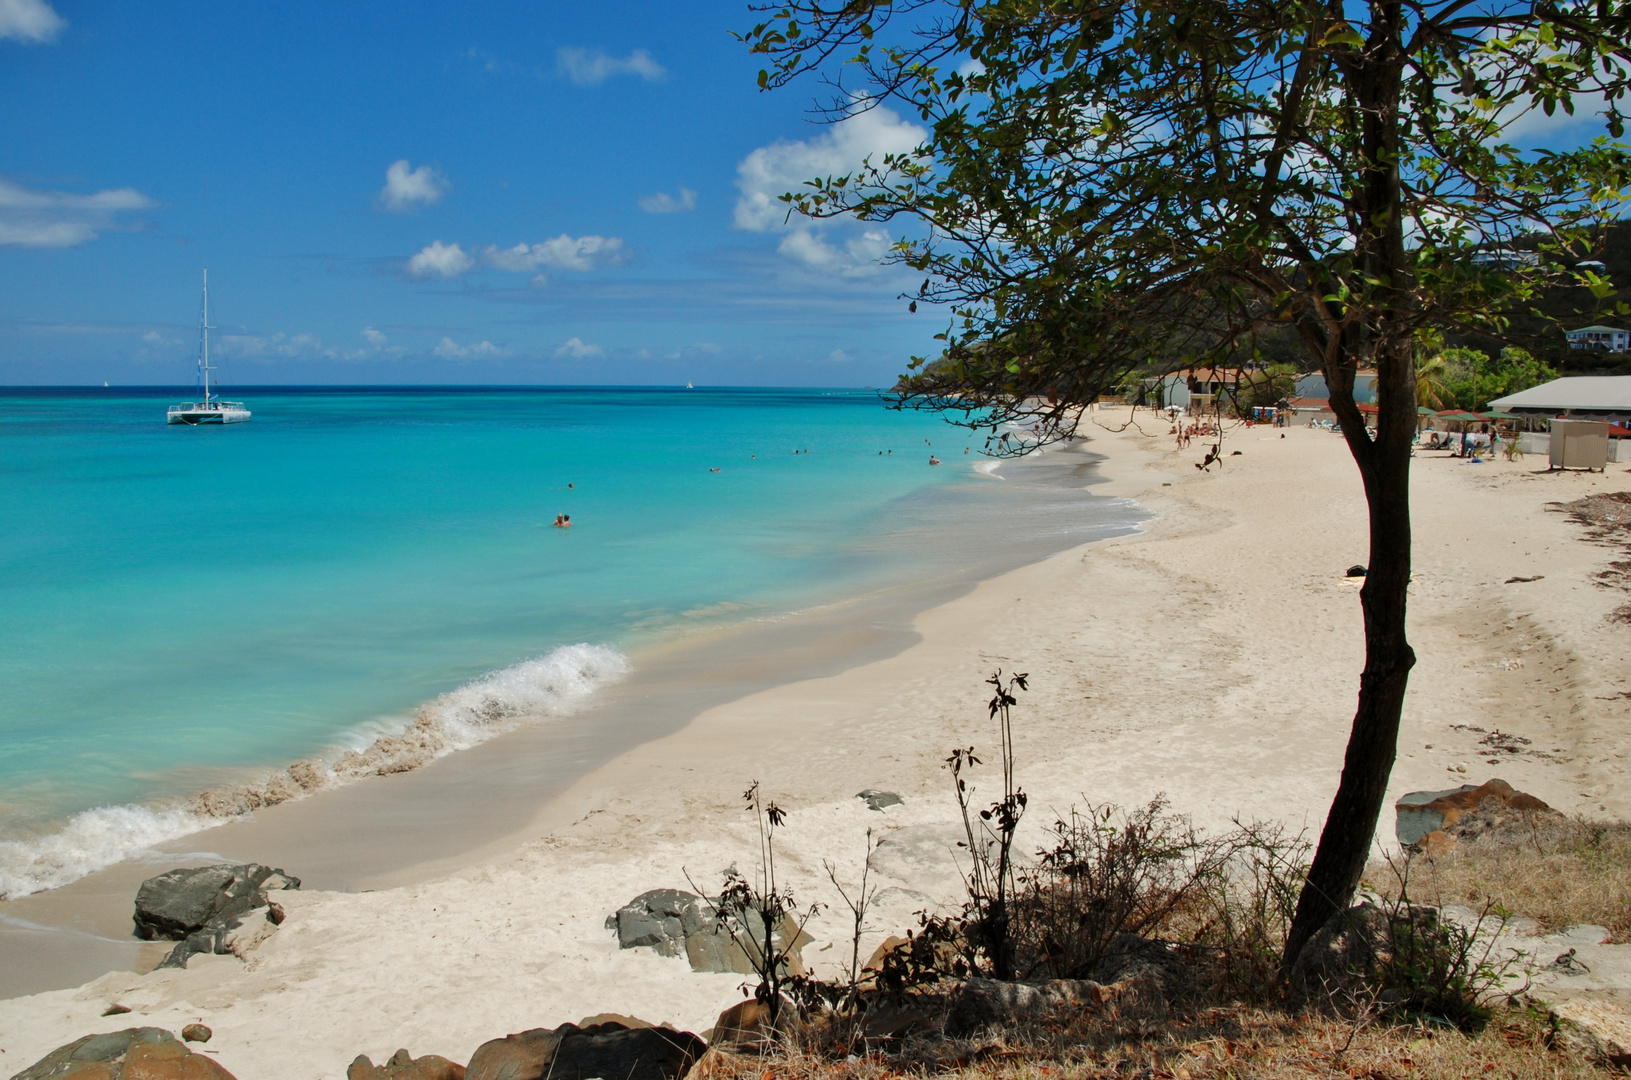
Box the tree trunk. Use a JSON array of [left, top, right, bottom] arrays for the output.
[[1283, 343, 1418, 969]]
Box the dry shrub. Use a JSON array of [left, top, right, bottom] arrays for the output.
[[1009, 797, 1228, 980], [715, 1004, 1619, 1080], [1366, 816, 1631, 942]]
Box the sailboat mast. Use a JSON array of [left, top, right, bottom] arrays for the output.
[[201, 270, 212, 405]]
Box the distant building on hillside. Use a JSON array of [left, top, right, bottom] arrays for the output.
[[1565, 325, 1631, 353], [1489, 375, 1631, 422], [1470, 248, 1540, 271], [1293, 369, 1378, 405]]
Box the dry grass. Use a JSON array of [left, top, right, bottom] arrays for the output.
[[703, 1004, 1620, 1080], [1364, 817, 1631, 943]]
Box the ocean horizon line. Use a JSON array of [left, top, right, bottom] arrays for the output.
[[0, 383, 896, 394]]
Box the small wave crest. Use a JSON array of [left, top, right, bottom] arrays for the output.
[[0, 643, 629, 900]]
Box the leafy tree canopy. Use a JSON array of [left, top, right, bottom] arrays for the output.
[[745, 0, 1631, 451], [746, 0, 1631, 967]]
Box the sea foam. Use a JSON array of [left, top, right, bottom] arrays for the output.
[[0, 643, 629, 900]]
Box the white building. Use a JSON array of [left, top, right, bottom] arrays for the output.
[[1489, 375, 1631, 422], [1566, 325, 1631, 353], [1470, 249, 1540, 270]]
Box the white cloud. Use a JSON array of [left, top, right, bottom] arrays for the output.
[[378, 160, 449, 212], [0, 0, 65, 43], [665, 341, 721, 359], [638, 187, 696, 214], [362, 327, 387, 347], [432, 337, 502, 359], [777, 226, 894, 277], [407, 240, 474, 278], [556, 47, 665, 86], [734, 103, 924, 277], [826, 348, 855, 363], [484, 235, 625, 272], [214, 332, 333, 360], [554, 337, 604, 359], [0, 176, 155, 248], [734, 103, 925, 232]]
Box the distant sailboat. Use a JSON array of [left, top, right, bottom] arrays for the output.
[[167, 271, 250, 425], [686, 381, 694, 389]]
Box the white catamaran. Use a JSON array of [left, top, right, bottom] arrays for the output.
[[167, 271, 250, 425]]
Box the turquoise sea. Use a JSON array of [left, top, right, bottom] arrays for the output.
[[0, 387, 1141, 898]]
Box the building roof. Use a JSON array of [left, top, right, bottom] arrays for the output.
[[1567, 325, 1625, 335], [1489, 376, 1631, 412], [1158, 367, 1247, 382]]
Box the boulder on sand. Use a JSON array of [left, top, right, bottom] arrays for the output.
[[606, 890, 812, 976], [348, 1048, 466, 1080], [464, 1022, 704, 1080], [11, 1027, 237, 1080], [134, 863, 300, 940], [1394, 778, 1558, 850], [133, 863, 300, 969]]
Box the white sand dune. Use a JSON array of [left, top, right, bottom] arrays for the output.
[[2, 409, 1628, 1079]]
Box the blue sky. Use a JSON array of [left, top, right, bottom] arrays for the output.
[[0, 1, 934, 386]]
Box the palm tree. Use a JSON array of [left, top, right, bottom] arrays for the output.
[[1415, 354, 1452, 410]]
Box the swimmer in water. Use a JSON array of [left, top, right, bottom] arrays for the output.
[[553, 514, 571, 528], [929, 455, 941, 465]]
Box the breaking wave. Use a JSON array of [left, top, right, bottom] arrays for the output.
[[0, 644, 629, 900]]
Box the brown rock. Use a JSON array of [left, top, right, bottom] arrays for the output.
[[861, 936, 909, 975], [123, 1040, 236, 1080], [707, 1000, 777, 1054], [463, 1028, 569, 1080], [11, 1028, 237, 1080], [180, 1026, 211, 1044], [681, 1048, 750, 1080], [1397, 778, 1561, 852], [347, 1049, 466, 1080], [576, 1013, 658, 1030]]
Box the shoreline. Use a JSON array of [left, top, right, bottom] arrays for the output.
[[0, 436, 1143, 997], [2, 408, 1629, 1079]]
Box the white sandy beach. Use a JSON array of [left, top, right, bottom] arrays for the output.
[[3, 408, 1629, 1080]]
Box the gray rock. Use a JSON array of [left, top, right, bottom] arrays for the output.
[[609, 889, 698, 957], [856, 789, 904, 811], [1395, 785, 1477, 846], [135, 862, 299, 970], [1092, 933, 1189, 1001], [607, 889, 811, 975], [554, 1023, 707, 1080], [465, 1022, 704, 1080], [133, 863, 300, 941], [946, 978, 1106, 1036]]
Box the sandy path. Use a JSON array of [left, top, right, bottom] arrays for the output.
[[2, 410, 1627, 1080]]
